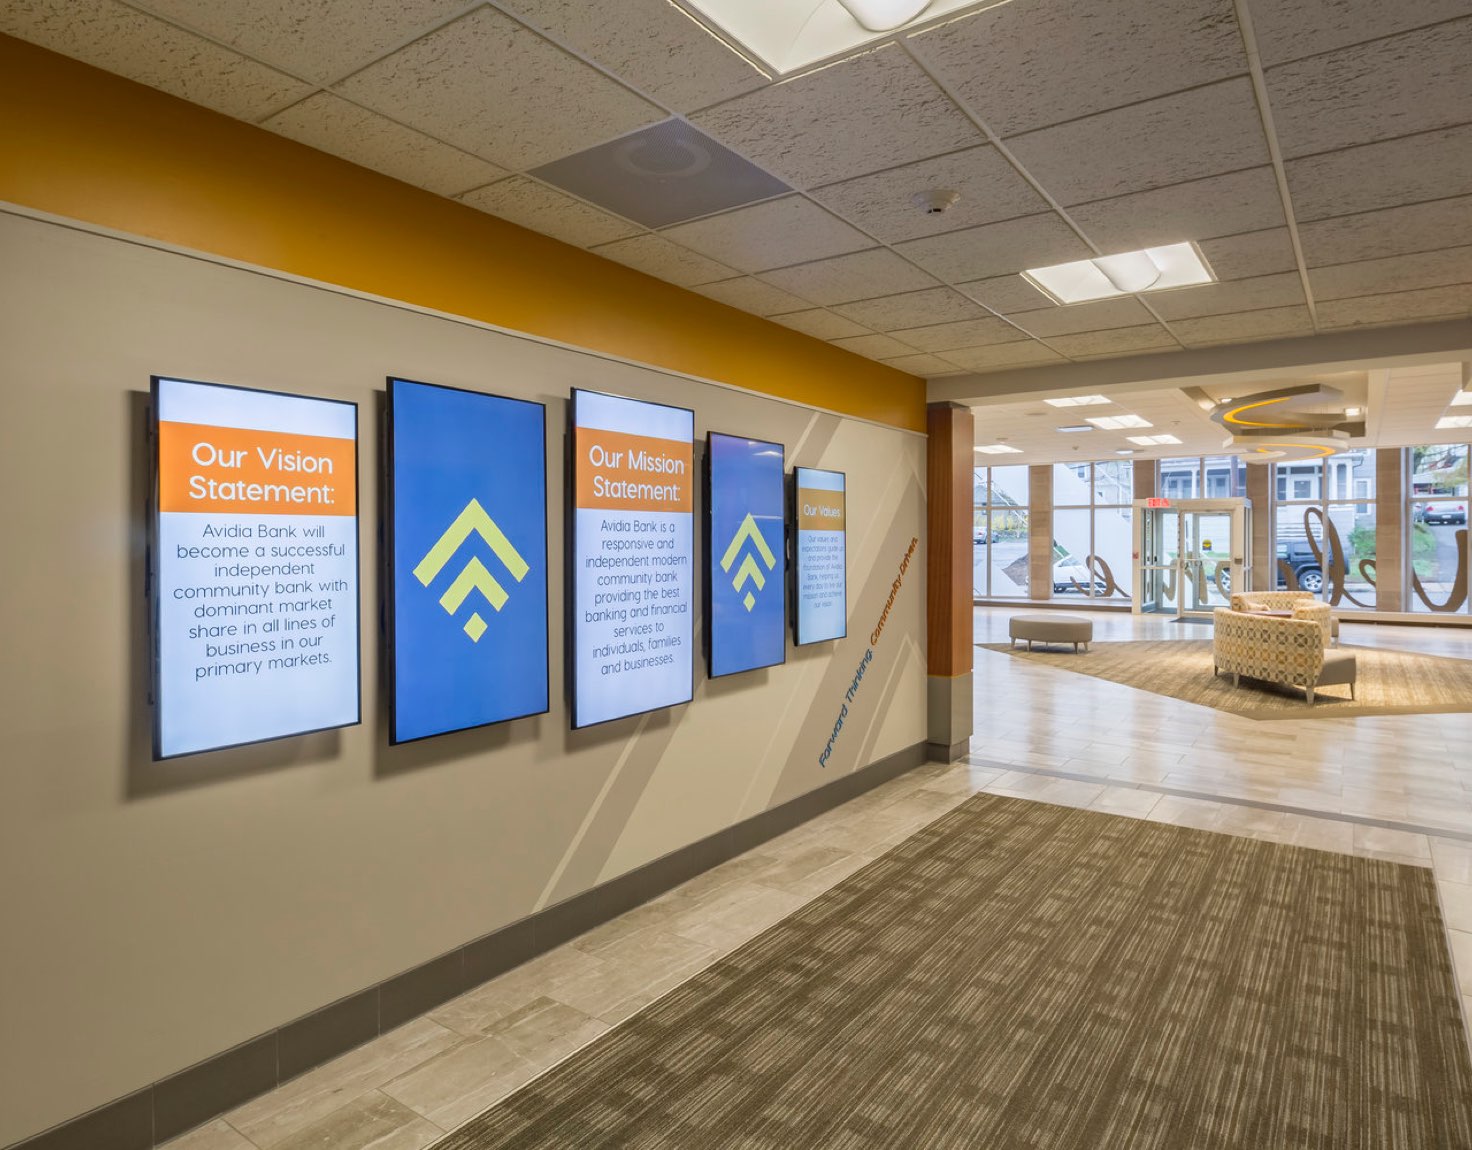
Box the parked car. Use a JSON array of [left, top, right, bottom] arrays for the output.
[[1276, 539, 1323, 593], [1415, 500, 1467, 525], [1052, 559, 1105, 594], [973, 527, 999, 543]]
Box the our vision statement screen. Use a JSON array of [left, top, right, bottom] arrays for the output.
[[571, 389, 694, 727], [153, 377, 360, 757], [794, 467, 847, 645]]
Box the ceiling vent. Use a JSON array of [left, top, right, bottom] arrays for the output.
[[530, 119, 790, 230]]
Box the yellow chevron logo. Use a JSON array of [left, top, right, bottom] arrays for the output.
[[414, 499, 529, 641], [720, 512, 777, 611]]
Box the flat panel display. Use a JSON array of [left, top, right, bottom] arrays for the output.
[[793, 466, 847, 645], [570, 389, 694, 727], [387, 378, 549, 744], [707, 432, 786, 678], [152, 376, 360, 758]]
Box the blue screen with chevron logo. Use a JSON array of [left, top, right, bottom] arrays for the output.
[[708, 432, 786, 678], [388, 378, 549, 743]]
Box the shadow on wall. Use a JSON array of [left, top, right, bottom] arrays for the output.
[[124, 389, 342, 799]]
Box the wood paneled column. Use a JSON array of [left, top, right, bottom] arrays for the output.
[[1246, 464, 1274, 591], [1376, 449, 1405, 611], [926, 402, 973, 763], [1028, 465, 1053, 601]]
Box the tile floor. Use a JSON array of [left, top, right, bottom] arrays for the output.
[[164, 608, 1472, 1149]]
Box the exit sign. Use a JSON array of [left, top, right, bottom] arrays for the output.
[[1146, 497, 1172, 508]]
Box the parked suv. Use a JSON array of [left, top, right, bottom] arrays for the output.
[[1416, 500, 1467, 525], [1276, 540, 1323, 593]]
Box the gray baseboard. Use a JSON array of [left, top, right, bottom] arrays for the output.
[[9, 741, 929, 1150]]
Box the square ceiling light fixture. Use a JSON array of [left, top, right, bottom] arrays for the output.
[[1436, 415, 1472, 429], [1127, 434, 1183, 446], [1085, 414, 1151, 430], [1044, 395, 1110, 407], [1023, 242, 1215, 305], [974, 443, 1023, 454], [678, 0, 1013, 75]]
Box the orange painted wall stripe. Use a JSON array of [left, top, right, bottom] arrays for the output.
[[0, 36, 926, 433], [159, 422, 357, 515], [575, 427, 693, 513]]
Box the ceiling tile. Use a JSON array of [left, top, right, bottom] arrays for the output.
[[1284, 125, 1472, 223], [1196, 228, 1300, 280], [831, 333, 918, 360], [1, 0, 312, 121], [883, 353, 962, 376], [589, 233, 735, 286], [1298, 196, 1472, 267], [888, 317, 1026, 353], [1068, 168, 1284, 251], [1310, 247, 1472, 301], [759, 249, 938, 306], [956, 275, 1054, 314], [1011, 297, 1157, 336], [1265, 19, 1472, 159], [132, 0, 468, 84], [896, 213, 1089, 283], [335, 7, 663, 170], [690, 45, 982, 189], [1047, 325, 1179, 357], [694, 277, 812, 316], [944, 342, 1067, 371], [809, 146, 1045, 244], [768, 309, 871, 340], [909, 0, 1246, 138], [1245, 0, 1472, 67], [831, 288, 989, 331], [1147, 272, 1305, 320], [659, 196, 871, 274], [494, 0, 768, 112], [1316, 285, 1472, 328], [1170, 305, 1314, 345], [460, 176, 641, 247], [1005, 78, 1269, 205], [265, 93, 507, 197]]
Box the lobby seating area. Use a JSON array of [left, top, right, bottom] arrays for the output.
[[1212, 602, 1356, 704]]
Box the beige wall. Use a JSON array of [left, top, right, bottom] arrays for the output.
[[0, 209, 929, 1145]]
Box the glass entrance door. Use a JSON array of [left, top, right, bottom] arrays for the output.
[[1133, 498, 1251, 618]]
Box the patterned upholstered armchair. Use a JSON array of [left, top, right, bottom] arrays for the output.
[[1212, 608, 1356, 704], [1230, 591, 1339, 643]]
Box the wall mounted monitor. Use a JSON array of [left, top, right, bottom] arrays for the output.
[[706, 432, 786, 678], [793, 466, 847, 645], [386, 378, 549, 744], [151, 376, 360, 758], [570, 388, 694, 728]]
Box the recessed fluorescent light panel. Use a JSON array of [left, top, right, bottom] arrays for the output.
[[1044, 395, 1111, 407], [1056, 425, 1094, 433], [1436, 415, 1472, 429], [1085, 414, 1152, 430], [1023, 242, 1214, 305], [1451, 390, 1472, 407], [679, 0, 1010, 75], [1126, 434, 1183, 446], [974, 443, 1023, 454]]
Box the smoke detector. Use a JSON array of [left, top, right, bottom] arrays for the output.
[[912, 189, 960, 216]]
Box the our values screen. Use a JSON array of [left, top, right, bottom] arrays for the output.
[[388, 378, 548, 744], [794, 466, 847, 645], [708, 433, 785, 678], [153, 377, 360, 758], [571, 389, 694, 727]]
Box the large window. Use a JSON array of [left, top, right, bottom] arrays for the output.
[[1408, 443, 1469, 615], [1273, 450, 1377, 608], [1051, 460, 1133, 600], [973, 465, 1030, 599], [1161, 455, 1246, 500]]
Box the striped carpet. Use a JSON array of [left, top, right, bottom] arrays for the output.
[[435, 795, 1472, 1149], [981, 639, 1472, 720]]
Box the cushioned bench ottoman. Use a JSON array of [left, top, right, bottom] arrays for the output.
[[1009, 614, 1092, 653]]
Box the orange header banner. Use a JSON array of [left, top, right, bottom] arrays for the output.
[[798, 488, 845, 532], [158, 421, 357, 515], [575, 426, 692, 513]]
